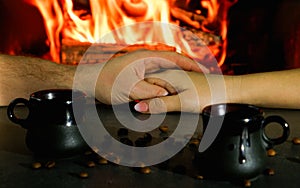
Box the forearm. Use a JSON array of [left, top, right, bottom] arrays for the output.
[[231, 69, 300, 109], [0, 54, 76, 106]]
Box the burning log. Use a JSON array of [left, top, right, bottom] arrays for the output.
[[61, 39, 176, 65], [170, 7, 205, 29], [60, 1, 223, 66], [61, 28, 221, 69]]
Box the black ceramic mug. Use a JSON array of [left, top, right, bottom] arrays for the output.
[[195, 103, 290, 181], [7, 89, 89, 158]]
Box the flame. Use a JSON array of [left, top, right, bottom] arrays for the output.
[[26, 0, 64, 63], [200, 0, 239, 66], [63, 0, 173, 43], [25, 0, 237, 67]]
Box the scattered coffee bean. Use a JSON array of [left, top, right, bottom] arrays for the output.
[[133, 162, 145, 168], [292, 137, 300, 145], [135, 137, 147, 147], [79, 171, 89, 178], [86, 161, 96, 168], [264, 168, 275, 176], [117, 128, 129, 137], [190, 138, 200, 144], [31, 162, 42, 169], [91, 146, 99, 153], [159, 125, 169, 133], [143, 133, 152, 143], [98, 157, 108, 165], [195, 175, 204, 180], [84, 150, 93, 155], [189, 138, 200, 147], [45, 161, 56, 169], [140, 167, 151, 174], [267, 149, 276, 157], [120, 137, 133, 146], [244, 179, 251, 187]]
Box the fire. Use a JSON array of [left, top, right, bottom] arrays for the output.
[[200, 0, 239, 66], [62, 0, 170, 43], [26, 0, 64, 62], [25, 0, 237, 67]]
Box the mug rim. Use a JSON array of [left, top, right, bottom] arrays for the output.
[[30, 89, 86, 102], [201, 103, 265, 134], [202, 103, 263, 117]]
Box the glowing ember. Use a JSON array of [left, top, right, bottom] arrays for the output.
[[24, 0, 238, 66]]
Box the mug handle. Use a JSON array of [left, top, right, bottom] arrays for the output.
[[7, 98, 29, 129], [262, 115, 290, 148]]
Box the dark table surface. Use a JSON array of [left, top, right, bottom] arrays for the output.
[[1, 105, 300, 188]]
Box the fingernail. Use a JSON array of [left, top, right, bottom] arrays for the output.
[[134, 102, 148, 112], [158, 90, 168, 97]]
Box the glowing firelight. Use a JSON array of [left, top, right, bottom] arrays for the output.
[[25, 0, 237, 66]]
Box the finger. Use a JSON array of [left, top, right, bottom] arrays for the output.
[[130, 80, 168, 100], [144, 77, 177, 95], [134, 95, 181, 114], [142, 51, 209, 73], [161, 52, 208, 72]]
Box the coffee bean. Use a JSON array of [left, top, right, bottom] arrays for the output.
[[140, 167, 151, 174], [159, 125, 168, 133], [120, 137, 133, 146], [264, 168, 275, 176], [79, 171, 89, 178], [45, 161, 56, 169], [143, 133, 152, 143], [244, 179, 251, 187], [292, 137, 300, 145], [86, 161, 96, 168], [189, 138, 200, 148], [195, 175, 204, 180], [31, 162, 42, 169], [117, 128, 129, 137], [135, 137, 147, 147], [267, 149, 276, 157], [84, 150, 93, 155], [190, 138, 200, 144], [91, 146, 99, 153], [98, 157, 108, 165]]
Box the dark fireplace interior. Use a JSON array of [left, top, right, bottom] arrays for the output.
[[0, 0, 299, 74], [226, 0, 300, 74]]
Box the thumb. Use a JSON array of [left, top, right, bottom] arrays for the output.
[[134, 95, 181, 114], [130, 80, 169, 100]]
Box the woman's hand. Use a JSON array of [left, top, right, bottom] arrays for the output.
[[134, 69, 233, 113], [135, 68, 300, 113]]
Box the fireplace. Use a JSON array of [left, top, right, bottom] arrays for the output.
[[225, 0, 300, 73], [0, 0, 299, 74]]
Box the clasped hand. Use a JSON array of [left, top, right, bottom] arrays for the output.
[[94, 50, 209, 109]]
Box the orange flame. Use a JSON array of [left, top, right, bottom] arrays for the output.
[[25, 0, 237, 66], [200, 0, 239, 65]]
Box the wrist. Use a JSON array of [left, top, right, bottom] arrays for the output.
[[225, 75, 243, 104]]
